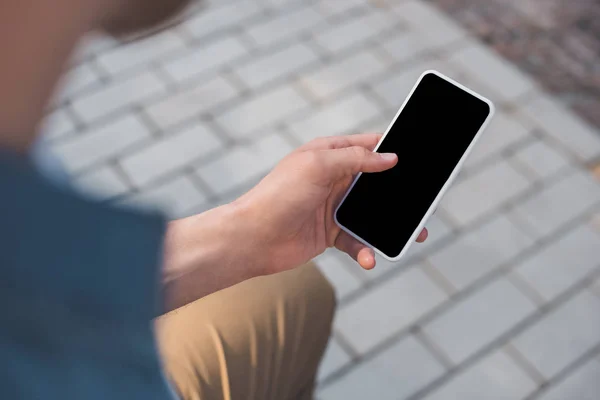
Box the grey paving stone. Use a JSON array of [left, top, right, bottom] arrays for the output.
[[41, 109, 76, 141], [335, 266, 447, 354], [234, 42, 319, 90], [510, 168, 600, 237], [314, 0, 365, 18], [423, 278, 537, 364], [440, 160, 531, 226], [318, 335, 445, 400], [71, 72, 165, 124], [379, 30, 436, 64], [120, 123, 222, 187], [246, 5, 325, 48], [428, 214, 533, 291], [52, 115, 150, 172], [312, 9, 397, 54], [394, 0, 467, 48], [447, 42, 536, 101], [535, 357, 600, 400], [96, 30, 186, 76], [512, 224, 600, 303], [509, 140, 571, 181], [215, 85, 309, 138], [163, 36, 249, 84], [182, 0, 262, 41], [512, 291, 600, 379], [317, 336, 353, 383], [145, 75, 239, 131], [422, 350, 537, 400], [520, 93, 600, 161], [288, 91, 381, 143], [315, 250, 363, 301], [370, 57, 461, 109], [196, 133, 293, 196], [74, 165, 130, 201], [56, 61, 102, 102], [463, 111, 532, 169], [300, 49, 387, 100], [71, 33, 118, 64], [119, 175, 207, 219]]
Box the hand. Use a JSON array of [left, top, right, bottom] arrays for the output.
[[235, 134, 427, 274]]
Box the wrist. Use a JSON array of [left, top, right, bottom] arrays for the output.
[[163, 201, 266, 286]]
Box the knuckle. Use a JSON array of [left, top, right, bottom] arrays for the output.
[[349, 146, 367, 160]]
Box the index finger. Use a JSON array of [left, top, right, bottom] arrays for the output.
[[298, 133, 383, 152]]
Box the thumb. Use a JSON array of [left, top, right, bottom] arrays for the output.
[[322, 146, 398, 181]]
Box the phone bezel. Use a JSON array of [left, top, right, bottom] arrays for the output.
[[334, 70, 496, 262]]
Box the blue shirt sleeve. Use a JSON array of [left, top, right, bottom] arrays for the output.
[[0, 152, 174, 399]]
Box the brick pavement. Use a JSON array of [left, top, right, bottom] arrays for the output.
[[43, 0, 600, 398]]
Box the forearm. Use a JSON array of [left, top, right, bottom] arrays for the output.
[[161, 202, 266, 313]]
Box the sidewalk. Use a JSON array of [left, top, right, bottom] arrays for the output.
[[46, 1, 600, 399]]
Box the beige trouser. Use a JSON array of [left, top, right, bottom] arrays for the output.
[[155, 264, 336, 400]]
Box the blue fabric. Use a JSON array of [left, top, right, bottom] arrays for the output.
[[0, 151, 173, 399]]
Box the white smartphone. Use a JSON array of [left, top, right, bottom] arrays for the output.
[[335, 70, 495, 261]]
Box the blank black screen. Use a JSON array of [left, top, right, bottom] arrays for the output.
[[336, 73, 491, 258]]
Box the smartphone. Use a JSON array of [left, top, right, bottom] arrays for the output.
[[335, 70, 495, 261]]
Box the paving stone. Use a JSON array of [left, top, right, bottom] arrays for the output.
[[394, 0, 467, 48], [246, 5, 325, 48], [41, 109, 76, 141], [288, 91, 381, 143], [448, 43, 537, 101], [335, 266, 447, 354], [463, 111, 531, 169], [121, 123, 222, 187], [163, 36, 249, 84], [56, 62, 102, 101], [512, 224, 600, 302], [235, 42, 319, 89], [315, 250, 363, 301], [73, 165, 130, 201], [196, 133, 293, 196], [512, 291, 600, 379], [440, 160, 531, 226], [428, 214, 533, 291], [52, 115, 150, 172], [510, 140, 571, 180], [145, 75, 239, 131], [422, 350, 537, 400], [313, 9, 397, 54], [319, 335, 445, 400], [510, 168, 600, 237], [520, 93, 600, 161], [71, 72, 165, 123], [96, 31, 186, 76], [379, 30, 436, 64], [423, 278, 537, 364], [536, 358, 600, 400], [317, 336, 353, 383], [120, 176, 207, 218], [300, 49, 387, 99], [370, 58, 461, 109], [183, 0, 262, 41], [216, 85, 308, 138], [314, 0, 366, 18]]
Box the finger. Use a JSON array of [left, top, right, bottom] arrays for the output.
[[322, 146, 397, 181], [298, 133, 383, 152], [416, 228, 428, 243], [335, 231, 376, 270]]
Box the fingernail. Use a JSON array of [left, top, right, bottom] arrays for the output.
[[380, 153, 397, 161]]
